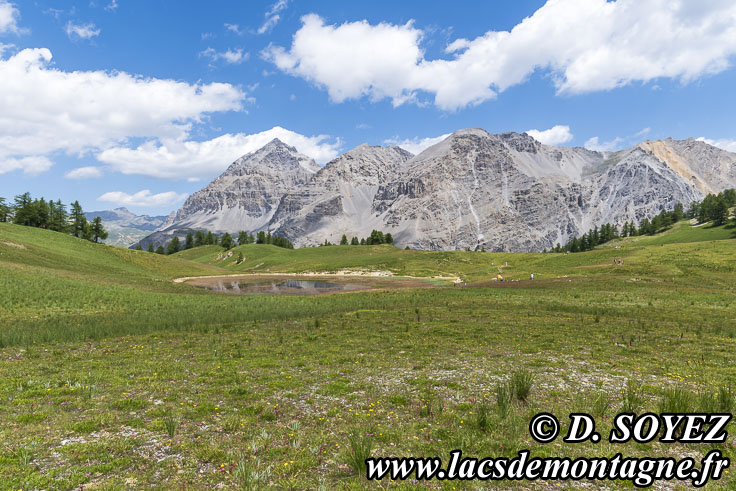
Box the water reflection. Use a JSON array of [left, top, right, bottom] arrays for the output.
[[195, 278, 366, 295]]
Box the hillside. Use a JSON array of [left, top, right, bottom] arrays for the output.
[[2, 219, 734, 348], [2, 220, 736, 489], [177, 219, 736, 283]]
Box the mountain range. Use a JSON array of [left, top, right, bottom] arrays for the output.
[[85, 208, 166, 247], [138, 128, 736, 252]]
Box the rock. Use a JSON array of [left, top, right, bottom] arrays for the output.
[[139, 129, 736, 252]]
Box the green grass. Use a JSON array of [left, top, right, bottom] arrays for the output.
[[1, 221, 736, 488]]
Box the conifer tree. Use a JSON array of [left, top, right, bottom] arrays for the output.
[[166, 237, 181, 255], [91, 217, 109, 243]]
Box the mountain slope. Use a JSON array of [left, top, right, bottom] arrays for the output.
[[272, 144, 414, 243], [139, 139, 320, 248], [140, 129, 735, 252]]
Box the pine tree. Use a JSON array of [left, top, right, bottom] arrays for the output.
[[155, 245, 165, 254], [340, 234, 348, 245], [37, 198, 50, 228], [384, 233, 394, 245], [91, 217, 108, 243], [195, 231, 206, 246], [672, 203, 685, 222], [166, 237, 181, 255], [713, 197, 729, 225], [238, 231, 248, 246], [205, 231, 215, 245], [69, 201, 88, 238], [12, 193, 33, 226], [350, 236, 359, 245], [185, 233, 194, 249], [49, 200, 68, 232], [147, 243, 155, 253], [221, 232, 234, 250], [256, 231, 266, 244]]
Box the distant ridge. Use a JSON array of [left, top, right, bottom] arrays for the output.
[[138, 130, 736, 252]]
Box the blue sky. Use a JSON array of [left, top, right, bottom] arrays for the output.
[[1, 0, 735, 216]]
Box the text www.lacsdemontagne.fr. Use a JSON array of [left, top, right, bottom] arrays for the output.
[[366, 450, 728, 487]]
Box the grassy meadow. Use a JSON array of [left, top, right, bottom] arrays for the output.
[[1, 219, 736, 489]]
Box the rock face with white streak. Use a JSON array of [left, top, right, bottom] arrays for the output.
[[271, 144, 414, 243], [138, 129, 736, 252]]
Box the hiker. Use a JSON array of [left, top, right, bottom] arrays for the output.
[[530, 273, 534, 280]]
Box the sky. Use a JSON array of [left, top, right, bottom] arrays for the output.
[[1, 0, 736, 216]]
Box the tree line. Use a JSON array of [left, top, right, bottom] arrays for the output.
[[138, 229, 294, 255], [549, 189, 735, 253], [690, 189, 736, 226], [0, 192, 108, 243], [328, 230, 395, 246]]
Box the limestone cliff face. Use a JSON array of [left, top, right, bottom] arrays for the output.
[[138, 129, 735, 252], [271, 144, 414, 243], [139, 138, 319, 249]]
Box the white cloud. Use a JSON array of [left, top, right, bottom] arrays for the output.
[[65, 22, 101, 40], [258, 0, 288, 34], [0, 156, 54, 176], [65, 166, 103, 179], [0, 47, 246, 164], [696, 137, 736, 153], [584, 136, 626, 152], [265, 1, 736, 110], [200, 47, 249, 64], [224, 23, 242, 35], [0, 0, 22, 34], [97, 126, 341, 180], [98, 189, 188, 208], [384, 133, 451, 155], [105, 0, 118, 12], [526, 125, 573, 146]]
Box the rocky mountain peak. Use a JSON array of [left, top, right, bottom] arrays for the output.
[[140, 129, 735, 252], [223, 138, 321, 176]]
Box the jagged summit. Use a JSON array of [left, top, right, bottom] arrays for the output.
[[138, 129, 736, 252]]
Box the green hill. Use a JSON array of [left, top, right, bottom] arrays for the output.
[[2, 220, 736, 489]]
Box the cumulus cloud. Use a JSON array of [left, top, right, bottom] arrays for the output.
[[526, 125, 573, 146], [105, 0, 118, 12], [97, 126, 341, 180], [0, 0, 21, 34], [584, 136, 626, 152], [258, 0, 288, 34], [384, 133, 451, 155], [0, 156, 54, 176], [65, 22, 101, 40], [200, 47, 249, 64], [264, 1, 736, 110], [0, 47, 246, 164], [98, 190, 188, 208], [697, 137, 736, 153], [65, 166, 103, 179]]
